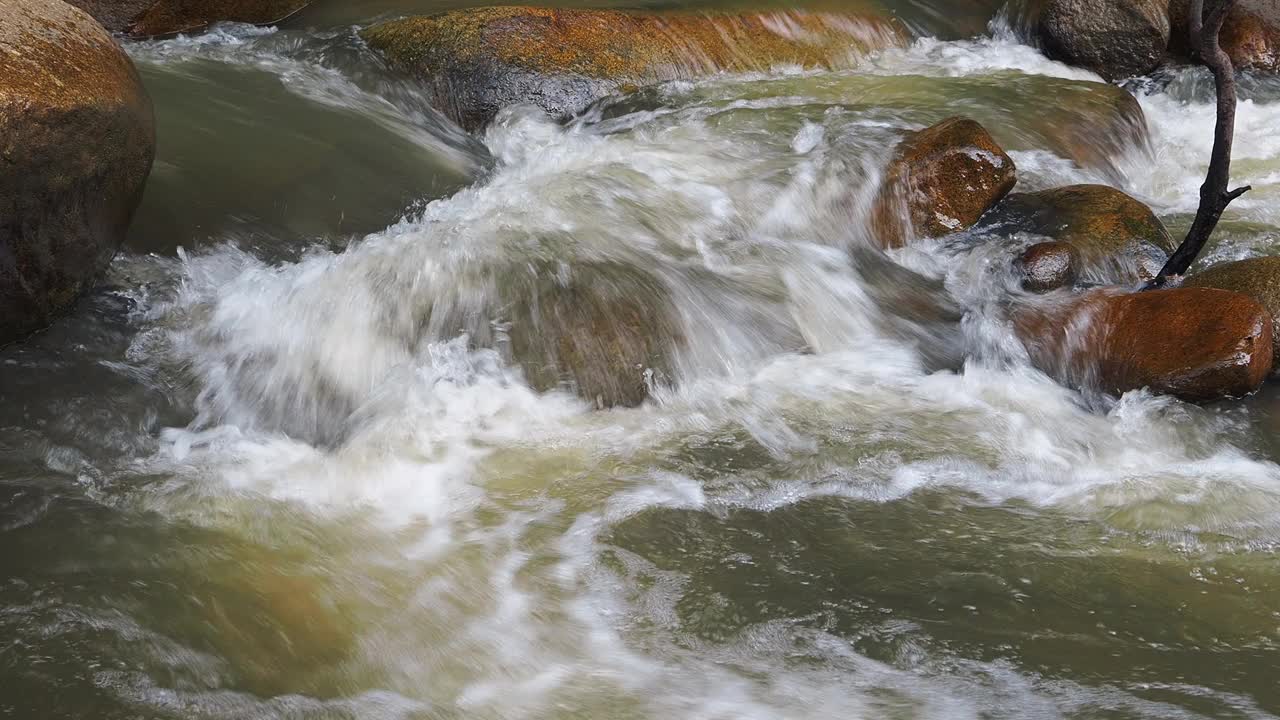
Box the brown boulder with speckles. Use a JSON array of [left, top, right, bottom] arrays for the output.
[[1016, 287, 1273, 402], [983, 185, 1174, 284], [362, 6, 905, 131], [65, 0, 311, 36], [1, 0, 155, 345], [1170, 0, 1280, 72], [1038, 0, 1171, 80], [1185, 256, 1280, 368], [872, 117, 1017, 248]]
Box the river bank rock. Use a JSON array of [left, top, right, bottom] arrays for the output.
[[1016, 287, 1273, 402], [1170, 0, 1280, 72], [66, 0, 311, 37], [1037, 0, 1171, 80], [0, 0, 155, 345], [361, 7, 905, 131], [872, 117, 1017, 248], [504, 262, 680, 408], [1185, 256, 1280, 367], [984, 185, 1175, 284]]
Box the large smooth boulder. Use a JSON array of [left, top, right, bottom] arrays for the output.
[[1185, 256, 1280, 367], [362, 7, 905, 131], [66, 0, 311, 37], [1170, 0, 1280, 72], [984, 185, 1175, 285], [0, 0, 155, 345], [1016, 287, 1273, 401], [872, 117, 1017, 248], [1037, 0, 1171, 80], [504, 261, 680, 409]]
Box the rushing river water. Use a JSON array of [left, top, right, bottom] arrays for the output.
[[4, 1, 1280, 718]]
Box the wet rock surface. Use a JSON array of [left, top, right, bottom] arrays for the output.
[[505, 262, 681, 409], [362, 6, 905, 131], [872, 117, 1017, 248], [1016, 287, 1274, 402], [1037, 0, 1171, 80], [0, 0, 155, 345], [983, 184, 1174, 284], [1017, 241, 1079, 292], [1185, 255, 1280, 368]]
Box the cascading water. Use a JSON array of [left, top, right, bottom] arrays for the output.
[[3, 4, 1280, 719]]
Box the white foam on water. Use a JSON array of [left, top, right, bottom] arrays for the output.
[[102, 28, 1280, 720]]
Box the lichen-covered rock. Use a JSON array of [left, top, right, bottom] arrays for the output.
[[504, 262, 681, 409], [66, 0, 311, 37], [361, 7, 905, 131], [1170, 0, 1280, 72], [1016, 287, 1273, 402], [983, 185, 1174, 284], [1037, 0, 1171, 80], [1185, 256, 1280, 368], [1017, 241, 1079, 292], [0, 0, 155, 345], [872, 117, 1017, 248]]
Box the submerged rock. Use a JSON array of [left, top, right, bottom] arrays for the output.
[[1037, 0, 1171, 80], [983, 185, 1175, 284], [1185, 256, 1280, 368], [0, 0, 155, 345], [1170, 0, 1280, 72], [1017, 241, 1079, 292], [1016, 287, 1273, 402], [504, 262, 681, 409], [66, 0, 311, 36], [362, 7, 905, 131], [872, 117, 1017, 248]]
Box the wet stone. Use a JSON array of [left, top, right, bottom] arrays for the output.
[[1016, 241, 1079, 292]]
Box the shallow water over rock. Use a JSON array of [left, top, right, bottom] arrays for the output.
[[4, 5, 1280, 719]]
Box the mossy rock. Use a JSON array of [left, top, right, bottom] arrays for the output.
[[361, 6, 906, 131], [503, 261, 681, 408], [873, 117, 1017, 248], [983, 184, 1175, 284], [1, 0, 155, 344], [1185, 256, 1280, 368], [65, 0, 311, 36]]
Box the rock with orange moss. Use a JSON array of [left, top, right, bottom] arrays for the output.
[[361, 6, 905, 131], [1170, 0, 1280, 72], [872, 117, 1017, 248], [1015, 287, 1273, 402], [65, 0, 310, 36], [1, 0, 155, 344]]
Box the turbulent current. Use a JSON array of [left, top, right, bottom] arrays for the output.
[[3, 4, 1280, 719]]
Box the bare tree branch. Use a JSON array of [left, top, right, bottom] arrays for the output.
[[1148, 0, 1251, 288]]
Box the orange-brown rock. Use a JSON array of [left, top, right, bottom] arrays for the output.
[[872, 117, 1017, 248], [1016, 287, 1273, 402], [1, 0, 155, 344], [1185, 256, 1280, 367], [361, 7, 905, 131], [66, 0, 311, 37], [982, 185, 1174, 284], [1170, 0, 1280, 72]]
